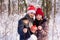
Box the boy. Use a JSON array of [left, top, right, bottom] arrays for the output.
[[18, 5, 36, 40], [18, 18, 31, 40]]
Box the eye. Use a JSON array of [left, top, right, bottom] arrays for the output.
[[31, 12, 35, 14]]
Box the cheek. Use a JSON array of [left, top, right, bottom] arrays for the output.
[[37, 17, 40, 20], [26, 21, 29, 23], [39, 16, 42, 18], [24, 20, 29, 24], [36, 16, 40, 19], [36, 16, 42, 19], [31, 14, 35, 17]]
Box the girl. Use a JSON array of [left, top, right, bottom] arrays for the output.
[[34, 8, 48, 40]]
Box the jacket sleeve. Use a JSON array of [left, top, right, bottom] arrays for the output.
[[18, 20, 24, 35], [40, 22, 48, 36]]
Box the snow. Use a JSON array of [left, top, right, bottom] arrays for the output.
[[0, 0, 60, 40]]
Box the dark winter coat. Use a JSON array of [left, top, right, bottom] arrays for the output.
[[18, 14, 34, 40], [33, 18, 48, 40]]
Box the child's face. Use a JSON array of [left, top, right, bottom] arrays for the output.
[[23, 20, 29, 25], [28, 13, 35, 18], [36, 14, 42, 20]]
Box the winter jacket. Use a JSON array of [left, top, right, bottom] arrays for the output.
[[24, 14, 34, 28], [18, 14, 34, 40], [33, 18, 48, 40]]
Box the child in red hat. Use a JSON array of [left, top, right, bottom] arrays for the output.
[[33, 8, 48, 40], [18, 5, 36, 40]]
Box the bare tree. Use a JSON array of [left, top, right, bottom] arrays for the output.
[[8, 0, 10, 15], [0, 0, 4, 14], [23, 0, 27, 12], [0, 0, 2, 13], [42, 0, 52, 23], [52, 0, 56, 40]]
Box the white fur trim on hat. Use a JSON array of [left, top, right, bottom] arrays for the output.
[[27, 10, 36, 14]]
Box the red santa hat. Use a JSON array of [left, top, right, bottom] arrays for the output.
[[36, 8, 44, 17], [27, 5, 36, 14]]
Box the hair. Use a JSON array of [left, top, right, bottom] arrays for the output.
[[22, 18, 29, 20]]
